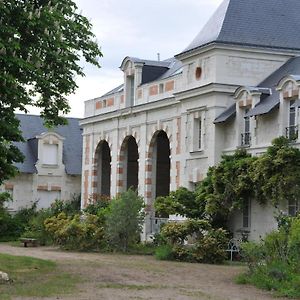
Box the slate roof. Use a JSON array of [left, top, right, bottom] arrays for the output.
[[180, 0, 300, 56], [102, 84, 124, 97], [214, 103, 236, 124], [126, 57, 171, 68], [14, 114, 82, 175], [101, 57, 182, 98], [214, 57, 300, 122], [247, 57, 300, 117]]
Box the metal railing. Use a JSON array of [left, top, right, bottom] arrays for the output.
[[286, 125, 298, 141], [241, 132, 251, 147]]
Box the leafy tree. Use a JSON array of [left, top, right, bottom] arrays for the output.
[[251, 137, 300, 206], [0, 0, 102, 184], [195, 149, 256, 227], [105, 189, 145, 252], [154, 150, 255, 228], [154, 187, 205, 219]]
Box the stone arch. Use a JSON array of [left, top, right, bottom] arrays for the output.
[[94, 140, 111, 197], [118, 135, 139, 192], [145, 130, 171, 208]]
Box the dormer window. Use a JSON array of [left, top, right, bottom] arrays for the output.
[[36, 132, 64, 168], [43, 143, 58, 165]]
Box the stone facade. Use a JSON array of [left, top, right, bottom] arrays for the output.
[[80, 0, 300, 240], [2, 115, 82, 211]]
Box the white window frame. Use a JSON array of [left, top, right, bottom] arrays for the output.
[[42, 143, 58, 165]]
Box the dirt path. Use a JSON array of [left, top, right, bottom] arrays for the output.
[[0, 244, 283, 300]]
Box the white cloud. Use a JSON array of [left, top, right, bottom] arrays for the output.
[[67, 0, 223, 117]]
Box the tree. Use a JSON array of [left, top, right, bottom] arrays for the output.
[[154, 187, 206, 219], [154, 150, 255, 228], [105, 189, 145, 252], [251, 137, 300, 206], [0, 0, 102, 183], [196, 149, 256, 227]]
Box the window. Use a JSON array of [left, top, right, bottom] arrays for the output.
[[241, 108, 251, 146], [37, 191, 61, 209], [288, 199, 299, 216], [286, 100, 298, 141], [242, 199, 251, 228], [198, 118, 202, 149], [193, 116, 203, 151], [159, 83, 164, 94], [42, 144, 58, 165], [126, 75, 135, 106]]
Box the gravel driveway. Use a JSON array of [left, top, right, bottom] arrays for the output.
[[0, 244, 284, 300]]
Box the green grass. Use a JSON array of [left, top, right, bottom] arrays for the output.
[[236, 269, 300, 298], [0, 253, 80, 299]]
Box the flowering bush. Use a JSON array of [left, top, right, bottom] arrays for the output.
[[44, 212, 105, 250], [156, 219, 228, 263]]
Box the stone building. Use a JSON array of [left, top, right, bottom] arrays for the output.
[[80, 0, 300, 240], [2, 114, 82, 211]]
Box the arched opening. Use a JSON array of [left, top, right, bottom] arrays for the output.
[[122, 136, 139, 191], [153, 131, 170, 198], [96, 141, 111, 196]]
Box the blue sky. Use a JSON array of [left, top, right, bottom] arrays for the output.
[[64, 0, 223, 117]]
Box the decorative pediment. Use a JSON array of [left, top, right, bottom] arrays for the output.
[[234, 86, 271, 108]]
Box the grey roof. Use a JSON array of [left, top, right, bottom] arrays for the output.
[[214, 103, 236, 124], [247, 57, 300, 117], [158, 58, 183, 80], [245, 93, 279, 117], [242, 87, 271, 96], [14, 114, 82, 175], [291, 99, 300, 108], [214, 57, 300, 122], [179, 0, 300, 56], [102, 84, 124, 97], [101, 57, 183, 98], [141, 65, 169, 84], [127, 57, 171, 68]]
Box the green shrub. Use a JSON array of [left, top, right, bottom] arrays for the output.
[[288, 217, 300, 266], [161, 219, 211, 246], [84, 195, 110, 215], [238, 214, 300, 297], [21, 209, 53, 245], [0, 196, 38, 241], [155, 244, 174, 260], [241, 241, 266, 272], [44, 212, 105, 250], [0, 211, 23, 241], [191, 228, 228, 264], [158, 219, 228, 264], [49, 195, 81, 217], [105, 189, 145, 252]]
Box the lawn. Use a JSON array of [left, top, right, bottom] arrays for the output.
[[0, 253, 80, 300]]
